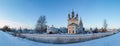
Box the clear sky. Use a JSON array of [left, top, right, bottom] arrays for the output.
[[0, 0, 120, 29]]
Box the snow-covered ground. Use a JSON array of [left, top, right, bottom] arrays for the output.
[[21, 32, 114, 44], [0, 30, 120, 46]]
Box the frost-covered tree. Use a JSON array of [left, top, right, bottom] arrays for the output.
[[47, 25, 59, 34], [59, 27, 67, 33], [35, 16, 47, 33], [93, 27, 98, 33], [103, 19, 108, 32], [18, 27, 22, 33], [89, 27, 93, 33], [2, 25, 11, 32], [10, 28, 16, 33]]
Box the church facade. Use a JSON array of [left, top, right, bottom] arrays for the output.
[[67, 10, 84, 34]]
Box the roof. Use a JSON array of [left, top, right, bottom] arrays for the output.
[[68, 23, 78, 26]]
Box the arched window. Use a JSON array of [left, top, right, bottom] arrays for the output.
[[69, 30, 71, 33], [73, 27, 74, 29], [73, 30, 74, 33]]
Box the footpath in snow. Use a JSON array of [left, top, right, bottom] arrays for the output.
[[0, 30, 120, 46]]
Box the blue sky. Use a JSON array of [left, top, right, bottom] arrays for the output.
[[0, 0, 120, 29]]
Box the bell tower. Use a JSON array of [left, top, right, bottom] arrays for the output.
[[67, 10, 79, 34], [68, 10, 79, 25]]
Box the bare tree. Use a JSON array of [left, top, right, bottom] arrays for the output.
[[35, 16, 47, 33]]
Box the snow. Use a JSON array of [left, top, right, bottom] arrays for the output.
[[0, 31, 47, 46], [0, 30, 120, 46], [21, 32, 114, 44]]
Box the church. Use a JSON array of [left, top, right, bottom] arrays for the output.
[[67, 10, 84, 34]]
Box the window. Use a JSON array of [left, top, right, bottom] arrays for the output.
[[73, 30, 74, 33], [69, 30, 71, 33]]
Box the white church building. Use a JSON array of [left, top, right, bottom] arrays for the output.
[[47, 10, 85, 34], [67, 10, 84, 34]]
